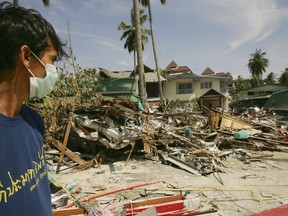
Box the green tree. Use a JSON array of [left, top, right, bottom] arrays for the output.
[[279, 68, 288, 85], [235, 75, 251, 92], [117, 8, 150, 68], [264, 72, 276, 84], [140, 0, 166, 105], [247, 48, 269, 87]]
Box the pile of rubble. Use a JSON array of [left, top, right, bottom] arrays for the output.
[[46, 98, 288, 215]]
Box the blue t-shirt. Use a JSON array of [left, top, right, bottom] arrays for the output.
[[0, 105, 52, 216]]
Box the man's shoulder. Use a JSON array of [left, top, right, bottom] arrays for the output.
[[22, 104, 42, 118], [22, 104, 45, 134]]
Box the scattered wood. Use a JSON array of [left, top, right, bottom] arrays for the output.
[[57, 113, 74, 173], [47, 137, 88, 168], [159, 153, 201, 176], [47, 98, 288, 215]]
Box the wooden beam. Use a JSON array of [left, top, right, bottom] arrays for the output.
[[125, 195, 185, 208], [52, 207, 85, 216], [57, 113, 74, 173], [48, 137, 87, 167]]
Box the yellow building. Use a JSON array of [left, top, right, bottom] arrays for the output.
[[163, 61, 233, 111]]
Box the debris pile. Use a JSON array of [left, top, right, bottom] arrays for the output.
[[46, 98, 288, 215]]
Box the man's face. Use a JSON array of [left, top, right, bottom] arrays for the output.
[[29, 44, 58, 78]]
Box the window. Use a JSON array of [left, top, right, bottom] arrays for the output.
[[177, 83, 192, 94], [259, 91, 265, 96], [200, 82, 212, 89]]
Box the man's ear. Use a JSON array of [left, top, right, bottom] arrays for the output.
[[19, 45, 31, 68]]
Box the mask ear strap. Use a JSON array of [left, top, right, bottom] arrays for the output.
[[27, 68, 35, 77], [31, 51, 45, 67]]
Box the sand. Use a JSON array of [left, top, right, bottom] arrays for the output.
[[53, 150, 288, 216]]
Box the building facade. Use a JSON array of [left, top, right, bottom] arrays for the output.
[[163, 61, 233, 111]]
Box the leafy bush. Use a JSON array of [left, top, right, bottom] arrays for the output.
[[27, 66, 102, 142]]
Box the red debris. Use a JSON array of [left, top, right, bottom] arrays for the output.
[[249, 204, 288, 216]]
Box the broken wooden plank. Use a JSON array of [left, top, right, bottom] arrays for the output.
[[249, 135, 288, 147], [52, 207, 85, 216], [162, 128, 213, 157], [125, 195, 185, 208], [220, 113, 252, 130], [218, 130, 288, 147], [57, 113, 74, 173], [48, 137, 87, 167], [160, 153, 201, 176], [162, 111, 203, 117]]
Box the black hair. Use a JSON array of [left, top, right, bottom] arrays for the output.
[[0, 1, 67, 70]]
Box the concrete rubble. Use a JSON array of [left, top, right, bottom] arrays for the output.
[[46, 98, 288, 216]]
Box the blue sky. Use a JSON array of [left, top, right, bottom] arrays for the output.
[[19, 0, 288, 79]]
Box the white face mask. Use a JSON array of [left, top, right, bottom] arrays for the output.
[[27, 51, 58, 98]]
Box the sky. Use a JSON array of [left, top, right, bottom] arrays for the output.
[[16, 0, 288, 79]]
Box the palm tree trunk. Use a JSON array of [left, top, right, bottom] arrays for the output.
[[147, 0, 165, 105], [13, 0, 18, 6], [67, 21, 77, 73], [129, 51, 137, 100], [133, 0, 147, 108], [42, 0, 50, 6], [133, 50, 136, 69], [13, 0, 49, 7]]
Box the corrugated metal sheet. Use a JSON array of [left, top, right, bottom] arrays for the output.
[[264, 90, 288, 111]]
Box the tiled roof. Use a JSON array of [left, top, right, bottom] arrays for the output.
[[166, 60, 177, 69], [165, 61, 193, 74], [214, 72, 232, 77], [201, 67, 215, 75]]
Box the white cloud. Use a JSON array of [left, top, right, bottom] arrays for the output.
[[56, 29, 102, 40], [81, 0, 131, 16], [56, 29, 123, 52], [51, 0, 71, 12], [116, 60, 131, 68], [94, 40, 123, 52], [178, 0, 284, 53], [209, 0, 282, 51]]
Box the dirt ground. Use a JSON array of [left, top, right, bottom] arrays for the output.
[[53, 149, 288, 216]]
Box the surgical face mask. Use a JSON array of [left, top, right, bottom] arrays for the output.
[[27, 51, 58, 98]]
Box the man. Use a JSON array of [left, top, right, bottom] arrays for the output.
[[0, 2, 66, 215]]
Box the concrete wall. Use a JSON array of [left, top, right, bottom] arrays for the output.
[[194, 79, 220, 97], [163, 79, 195, 101]]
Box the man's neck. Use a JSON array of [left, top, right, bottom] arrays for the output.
[[0, 87, 22, 117]]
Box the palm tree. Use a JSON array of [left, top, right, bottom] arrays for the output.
[[140, 0, 166, 105], [133, 0, 147, 108], [235, 75, 251, 92], [247, 48, 269, 86], [264, 72, 276, 84], [13, 0, 50, 6], [279, 68, 288, 85], [117, 8, 150, 68]]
